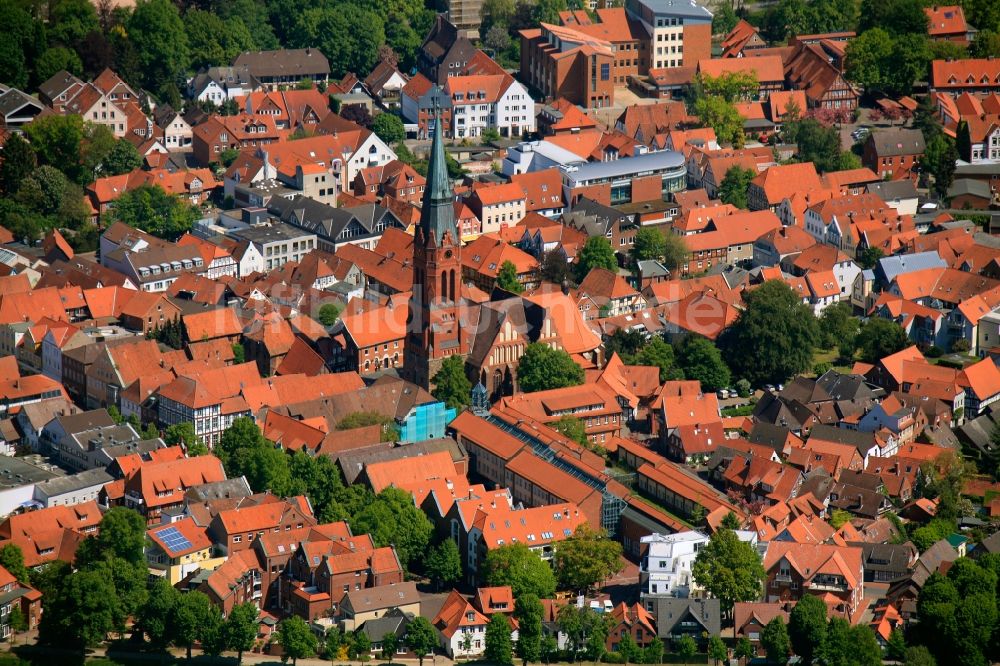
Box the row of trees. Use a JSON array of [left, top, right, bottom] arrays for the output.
[[0, 116, 149, 245], [482, 526, 624, 599], [210, 417, 435, 570], [0, 0, 438, 111]]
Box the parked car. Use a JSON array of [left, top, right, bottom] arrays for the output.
[[717, 389, 730, 399]]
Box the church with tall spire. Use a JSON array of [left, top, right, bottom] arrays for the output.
[[404, 111, 469, 389]]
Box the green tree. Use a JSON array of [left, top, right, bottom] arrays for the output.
[[351, 629, 372, 660], [541, 249, 572, 285], [855, 317, 908, 363], [372, 113, 406, 145], [788, 594, 827, 665], [534, 0, 568, 24], [317, 302, 343, 326], [382, 632, 399, 660], [917, 559, 998, 666], [405, 616, 438, 666], [632, 226, 667, 264], [38, 568, 121, 648], [859, 0, 928, 35], [48, 0, 100, 48], [128, 0, 191, 98], [700, 71, 759, 102], [0, 0, 39, 89], [516, 343, 585, 393], [485, 613, 514, 664], [78, 506, 147, 566], [552, 415, 589, 447], [957, 120, 973, 163], [785, 117, 845, 173], [352, 487, 433, 570], [290, 5, 385, 78], [605, 328, 648, 364], [35, 47, 83, 83], [15, 165, 88, 229], [719, 280, 819, 386], [761, 617, 790, 664], [23, 114, 85, 184], [482, 543, 557, 599], [708, 635, 727, 665], [226, 601, 259, 665], [425, 539, 463, 590], [971, 30, 1000, 58], [618, 632, 640, 664], [637, 337, 679, 382], [846, 28, 930, 97], [576, 236, 619, 280], [542, 635, 560, 664], [677, 336, 731, 391], [336, 411, 398, 442], [713, 2, 738, 35], [922, 131, 959, 198], [0, 133, 36, 196], [903, 646, 937, 666], [0, 545, 28, 585], [280, 616, 319, 665], [173, 590, 217, 660], [886, 628, 907, 662], [107, 184, 198, 240], [661, 232, 689, 272], [431, 355, 473, 410], [694, 95, 745, 148], [734, 637, 754, 662], [515, 593, 544, 666], [103, 139, 143, 176], [830, 508, 853, 529], [822, 617, 881, 666], [817, 302, 859, 350], [675, 635, 698, 665], [554, 525, 624, 593], [719, 166, 754, 209], [692, 528, 765, 617], [139, 578, 178, 647], [497, 260, 524, 293], [855, 245, 885, 270], [163, 421, 206, 455], [219, 147, 240, 167], [7, 605, 26, 645]]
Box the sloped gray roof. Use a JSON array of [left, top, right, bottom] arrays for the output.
[[875, 251, 947, 285], [649, 597, 721, 638]]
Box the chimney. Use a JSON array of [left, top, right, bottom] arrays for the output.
[[561, 279, 570, 295]]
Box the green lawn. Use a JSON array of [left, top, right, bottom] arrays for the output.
[[811, 347, 854, 375]]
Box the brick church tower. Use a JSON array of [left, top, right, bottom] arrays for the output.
[[404, 112, 467, 389]]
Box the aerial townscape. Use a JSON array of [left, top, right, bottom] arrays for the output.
[[3, 0, 1000, 665]]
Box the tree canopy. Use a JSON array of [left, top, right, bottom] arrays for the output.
[[576, 236, 619, 280], [482, 542, 558, 599], [719, 166, 754, 209], [497, 260, 524, 293], [516, 343, 585, 393], [692, 528, 765, 615], [554, 525, 624, 594], [106, 184, 198, 240], [279, 616, 319, 665], [719, 280, 819, 386], [351, 487, 433, 570], [854, 317, 909, 363], [677, 336, 731, 392], [431, 355, 472, 410]]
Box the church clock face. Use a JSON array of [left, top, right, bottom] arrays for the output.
[[444, 249, 453, 259]]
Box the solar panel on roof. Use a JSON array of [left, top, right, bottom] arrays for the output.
[[155, 525, 193, 553]]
